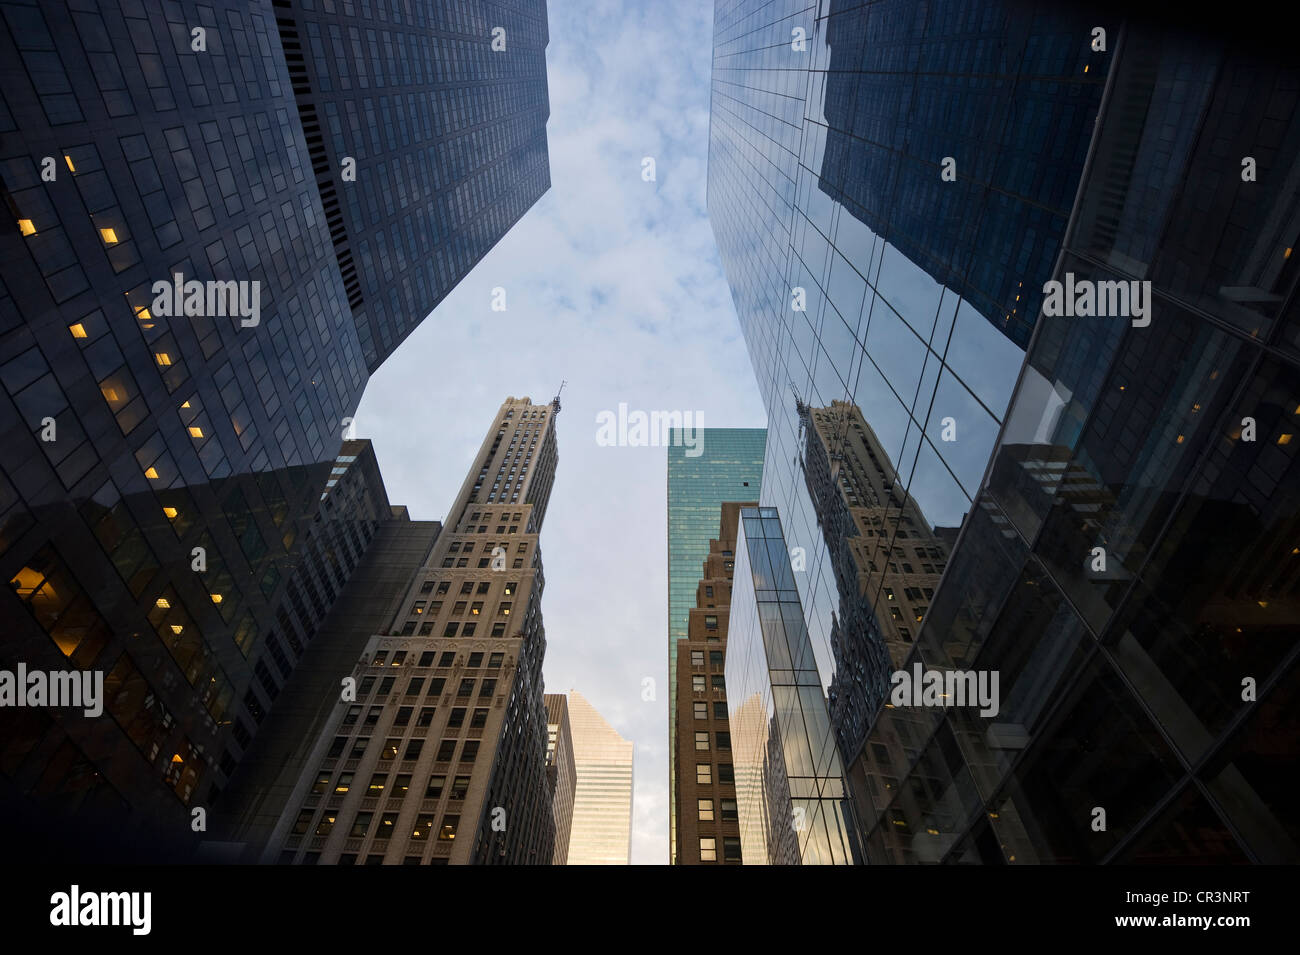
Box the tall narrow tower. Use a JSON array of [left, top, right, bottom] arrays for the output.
[[265, 395, 560, 864]]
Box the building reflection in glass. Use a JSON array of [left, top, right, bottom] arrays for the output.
[[726, 506, 860, 864]]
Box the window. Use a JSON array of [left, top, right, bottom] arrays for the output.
[[364, 706, 381, 726], [406, 678, 424, 696], [444, 623, 459, 637], [458, 679, 474, 697], [315, 814, 336, 836], [692, 675, 706, 691], [460, 741, 479, 763], [718, 764, 734, 784], [716, 731, 731, 750], [311, 771, 330, 795], [350, 737, 370, 758], [343, 705, 361, 726], [411, 815, 435, 841], [417, 707, 436, 727], [404, 739, 424, 760], [350, 812, 372, 838], [467, 652, 484, 667], [379, 677, 395, 694], [696, 764, 711, 785], [488, 653, 504, 668], [426, 775, 445, 799], [721, 799, 738, 822], [709, 650, 723, 667], [698, 799, 714, 821], [436, 739, 456, 761], [695, 731, 710, 751], [428, 677, 445, 695], [292, 811, 312, 835], [448, 707, 465, 728], [704, 586, 713, 598], [439, 816, 459, 841], [691, 650, 704, 666], [393, 774, 411, 797], [367, 773, 387, 795], [705, 615, 718, 629], [723, 837, 742, 861], [376, 813, 398, 839], [713, 702, 727, 719], [491, 623, 506, 637], [471, 708, 488, 728], [380, 739, 400, 760], [450, 775, 470, 799], [334, 773, 353, 794], [479, 678, 496, 697], [438, 652, 455, 667], [699, 837, 717, 862]]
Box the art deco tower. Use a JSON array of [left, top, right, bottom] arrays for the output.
[[265, 395, 560, 864]]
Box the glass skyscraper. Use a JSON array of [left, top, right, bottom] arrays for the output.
[[710, 0, 1299, 863], [0, 0, 550, 859], [666, 426, 765, 861], [852, 23, 1300, 865]]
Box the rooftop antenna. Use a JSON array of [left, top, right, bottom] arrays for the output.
[[552, 379, 566, 414]]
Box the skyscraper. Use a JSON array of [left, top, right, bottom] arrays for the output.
[[265, 395, 561, 864], [0, 0, 550, 858], [273, 0, 552, 369], [848, 23, 1300, 864], [666, 427, 764, 861], [726, 506, 859, 865], [544, 691, 576, 865], [565, 689, 633, 865], [672, 501, 752, 864]]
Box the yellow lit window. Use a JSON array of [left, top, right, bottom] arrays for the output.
[[64, 155, 75, 172], [210, 593, 223, 605], [69, 323, 87, 339], [188, 426, 203, 438], [170, 624, 184, 635], [100, 227, 118, 244], [155, 352, 172, 366], [145, 467, 159, 479], [18, 218, 36, 236], [1280, 434, 1294, 446], [155, 597, 171, 609], [163, 506, 178, 519]]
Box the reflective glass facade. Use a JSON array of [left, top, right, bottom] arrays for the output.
[[852, 26, 1300, 865], [280, 0, 552, 370], [666, 426, 765, 860], [726, 506, 859, 864], [707, 0, 1109, 862]]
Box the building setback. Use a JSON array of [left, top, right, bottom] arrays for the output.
[[264, 396, 560, 864], [565, 689, 633, 865], [544, 691, 575, 865], [673, 501, 751, 865], [666, 427, 764, 862], [0, 0, 550, 859]]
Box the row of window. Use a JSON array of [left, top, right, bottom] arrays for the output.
[[699, 836, 742, 862], [691, 675, 727, 692], [370, 650, 504, 668], [325, 734, 482, 764], [295, 806, 460, 843], [693, 701, 729, 720], [694, 731, 731, 751], [689, 650, 725, 667], [697, 798, 739, 822]]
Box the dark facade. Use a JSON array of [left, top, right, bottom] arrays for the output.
[[850, 24, 1300, 865], [816, 0, 1111, 348], [266, 396, 560, 864], [0, 0, 549, 860], [672, 501, 751, 865], [275, 0, 552, 369]]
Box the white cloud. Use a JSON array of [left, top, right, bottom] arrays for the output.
[[355, 0, 765, 863]]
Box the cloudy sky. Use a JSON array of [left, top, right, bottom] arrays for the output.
[[354, 0, 765, 864]]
